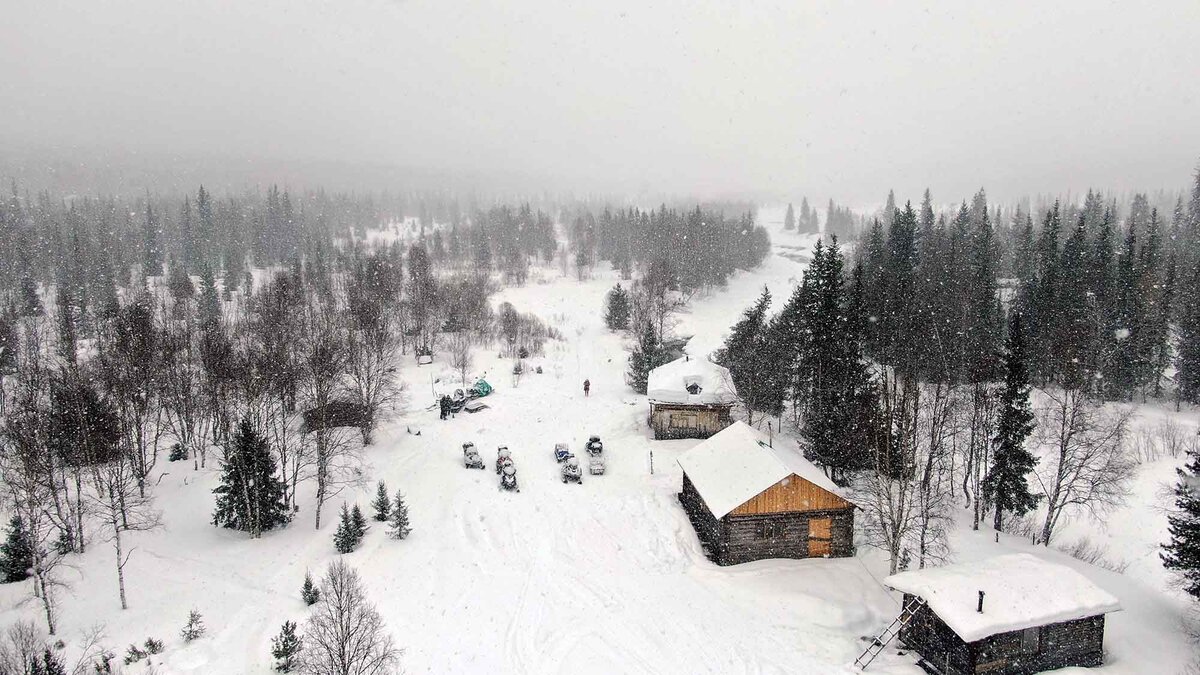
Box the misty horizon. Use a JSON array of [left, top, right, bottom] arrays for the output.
[[3, 1, 1200, 206]]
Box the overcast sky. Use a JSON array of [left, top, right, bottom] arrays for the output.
[[2, 0, 1198, 205]]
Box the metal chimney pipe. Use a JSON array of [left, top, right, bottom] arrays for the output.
[[977, 591, 985, 613]]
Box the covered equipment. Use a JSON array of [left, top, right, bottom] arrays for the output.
[[462, 442, 485, 470], [561, 456, 583, 484]]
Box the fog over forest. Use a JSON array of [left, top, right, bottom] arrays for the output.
[[3, 0, 1199, 203]]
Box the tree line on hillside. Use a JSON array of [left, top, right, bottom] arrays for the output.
[[568, 205, 770, 290], [719, 170, 1200, 575]]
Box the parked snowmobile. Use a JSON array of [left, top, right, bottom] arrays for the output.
[[500, 463, 519, 492], [588, 454, 605, 476], [585, 435, 603, 455], [495, 446, 513, 474], [561, 456, 583, 484], [554, 443, 573, 463], [463, 442, 485, 470], [449, 389, 468, 413]]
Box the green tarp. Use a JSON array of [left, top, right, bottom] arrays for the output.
[[471, 379, 493, 397]]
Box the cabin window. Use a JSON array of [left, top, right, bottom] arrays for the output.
[[669, 413, 699, 429], [685, 382, 703, 395], [1020, 627, 1040, 654]]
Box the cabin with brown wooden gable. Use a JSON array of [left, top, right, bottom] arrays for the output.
[[647, 356, 737, 440], [676, 421, 856, 565]]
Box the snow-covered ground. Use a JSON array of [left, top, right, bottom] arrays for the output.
[[1, 208, 1196, 674]]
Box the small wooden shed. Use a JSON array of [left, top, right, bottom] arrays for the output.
[[884, 554, 1121, 675], [647, 356, 736, 440], [677, 421, 856, 565]]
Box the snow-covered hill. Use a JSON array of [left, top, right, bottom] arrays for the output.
[[1, 208, 1195, 674]]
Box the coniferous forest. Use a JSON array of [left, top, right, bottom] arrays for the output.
[[719, 176, 1200, 577]]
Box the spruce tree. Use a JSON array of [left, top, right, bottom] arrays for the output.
[[717, 286, 786, 421], [371, 481, 391, 522], [142, 201, 163, 277], [1162, 443, 1200, 598], [301, 571, 320, 605], [1179, 262, 1200, 405], [626, 321, 662, 395], [716, 286, 771, 401], [30, 649, 68, 675], [350, 504, 368, 541], [800, 238, 878, 481], [604, 284, 631, 331], [784, 203, 795, 230], [19, 276, 42, 317], [181, 609, 207, 642], [198, 263, 221, 327], [0, 312, 16, 374], [167, 259, 195, 303], [388, 491, 412, 540], [212, 419, 290, 537], [334, 503, 357, 553], [271, 620, 303, 672], [0, 515, 33, 583], [983, 314, 1039, 531]]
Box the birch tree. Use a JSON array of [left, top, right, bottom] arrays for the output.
[[1034, 387, 1135, 545], [87, 451, 161, 610], [298, 305, 360, 530], [301, 560, 399, 675]]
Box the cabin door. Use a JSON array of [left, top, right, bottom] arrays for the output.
[[808, 517, 832, 557]]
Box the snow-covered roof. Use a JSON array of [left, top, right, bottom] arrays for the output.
[[677, 421, 854, 518], [884, 553, 1121, 642], [648, 356, 737, 405]]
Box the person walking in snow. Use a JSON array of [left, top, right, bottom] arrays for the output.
[[439, 395, 451, 420], [583, 379, 591, 397]]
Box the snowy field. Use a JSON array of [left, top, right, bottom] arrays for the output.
[[1, 208, 1197, 674]]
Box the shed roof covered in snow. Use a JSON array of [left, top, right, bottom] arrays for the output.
[[884, 553, 1121, 642], [648, 356, 737, 405], [676, 421, 853, 518]]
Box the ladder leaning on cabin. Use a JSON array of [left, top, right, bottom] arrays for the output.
[[854, 595, 926, 670]]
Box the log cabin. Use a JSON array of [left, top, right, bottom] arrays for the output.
[[677, 421, 856, 565], [884, 554, 1120, 675], [647, 356, 736, 440]]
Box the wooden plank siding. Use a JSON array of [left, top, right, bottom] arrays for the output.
[[720, 509, 854, 564], [899, 592, 1108, 675], [649, 402, 733, 440], [729, 474, 852, 515], [679, 470, 855, 565]]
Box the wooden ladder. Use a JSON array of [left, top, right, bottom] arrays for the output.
[[854, 596, 926, 670]]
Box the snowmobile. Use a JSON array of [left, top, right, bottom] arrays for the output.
[[495, 446, 513, 474], [463, 442, 485, 470], [448, 389, 468, 413], [553, 443, 573, 463], [500, 463, 519, 492], [588, 454, 605, 476], [561, 456, 583, 484], [585, 435, 603, 455]]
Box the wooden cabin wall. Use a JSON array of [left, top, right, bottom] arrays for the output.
[[729, 475, 851, 515], [715, 508, 854, 566], [897, 594, 973, 675], [973, 615, 1105, 675], [650, 403, 733, 440], [678, 474, 722, 552]]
